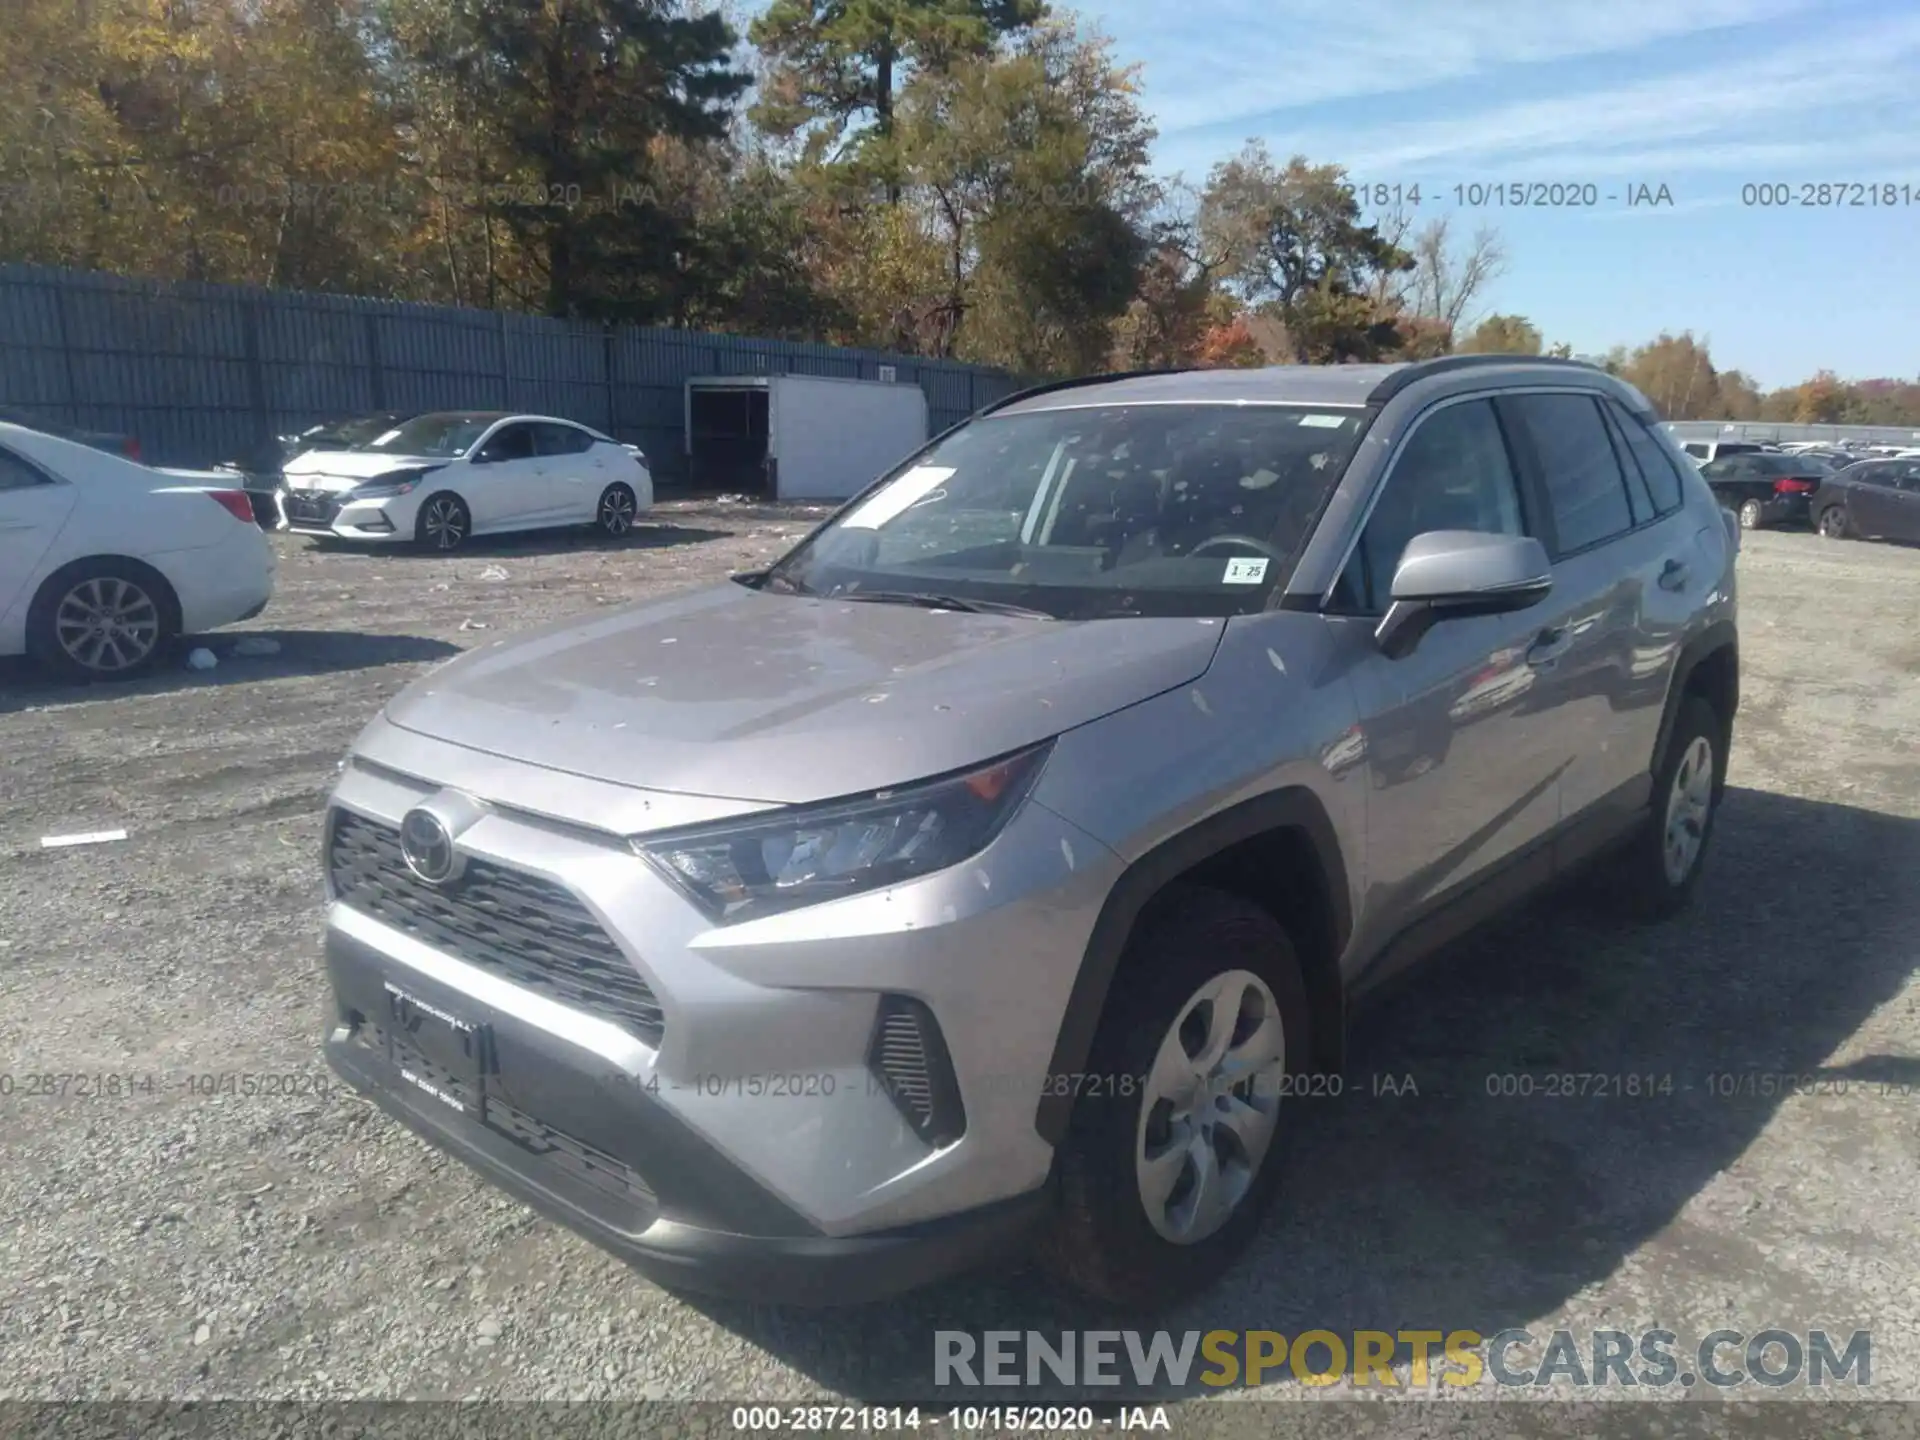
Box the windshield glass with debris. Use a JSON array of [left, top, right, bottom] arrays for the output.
[[766, 404, 1369, 620]]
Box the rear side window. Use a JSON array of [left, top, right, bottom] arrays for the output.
[[1604, 401, 1686, 515], [0, 448, 49, 490], [1598, 404, 1658, 523], [1506, 393, 1635, 554]]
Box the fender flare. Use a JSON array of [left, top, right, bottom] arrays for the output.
[[1034, 786, 1352, 1146], [1651, 618, 1739, 774]]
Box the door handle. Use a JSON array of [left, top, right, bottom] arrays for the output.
[[1526, 626, 1572, 667], [1658, 558, 1690, 592]]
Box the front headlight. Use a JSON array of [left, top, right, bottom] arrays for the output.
[[350, 467, 436, 500], [351, 478, 419, 500], [634, 743, 1052, 924]]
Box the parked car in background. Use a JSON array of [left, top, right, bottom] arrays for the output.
[[1677, 439, 1765, 466], [317, 356, 1740, 1307], [1698, 452, 1833, 529], [0, 406, 143, 464], [277, 411, 652, 551], [217, 412, 410, 526], [0, 422, 273, 680], [1811, 459, 1920, 544]]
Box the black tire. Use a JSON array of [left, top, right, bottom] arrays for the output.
[[1595, 695, 1726, 923], [1737, 498, 1763, 530], [26, 557, 179, 683], [595, 482, 639, 537], [414, 491, 470, 552], [1817, 504, 1852, 540], [1037, 886, 1312, 1310]]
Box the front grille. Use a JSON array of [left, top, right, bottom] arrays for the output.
[[283, 491, 341, 527], [868, 995, 965, 1148], [328, 809, 666, 1045]]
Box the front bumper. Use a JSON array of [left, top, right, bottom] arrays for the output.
[[279, 489, 410, 540], [318, 723, 1123, 1295], [322, 925, 1048, 1304]]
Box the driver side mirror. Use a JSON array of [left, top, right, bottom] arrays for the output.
[[1374, 530, 1552, 660]]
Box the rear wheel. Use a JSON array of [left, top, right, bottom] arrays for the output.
[[1038, 887, 1311, 1309], [1817, 504, 1851, 539], [414, 492, 470, 552], [1594, 695, 1725, 922], [1737, 498, 1763, 530], [27, 559, 178, 682]]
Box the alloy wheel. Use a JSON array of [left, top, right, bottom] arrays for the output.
[[1134, 969, 1286, 1245], [54, 576, 161, 675], [422, 496, 466, 550], [1738, 500, 1761, 530], [1819, 507, 1847, 538], [1662, 734, 1715, 886], [600, 487, 637, 535]]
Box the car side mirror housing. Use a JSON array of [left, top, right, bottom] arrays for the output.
[[1374, 530, 1553, 660]]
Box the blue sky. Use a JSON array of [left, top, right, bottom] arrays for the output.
[[1085, 0, 1920, 387]]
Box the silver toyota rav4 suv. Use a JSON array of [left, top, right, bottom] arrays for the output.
[[321, 356, 1739, 1308]]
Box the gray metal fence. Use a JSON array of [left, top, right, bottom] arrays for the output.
[[0, 263, 1023, 481], [1662, 419, 1920, 448]]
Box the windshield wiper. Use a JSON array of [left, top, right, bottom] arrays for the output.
[[837, 590, 1056, 619]]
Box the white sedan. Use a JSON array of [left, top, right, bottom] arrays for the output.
[[0, 423, 275, 681], [277, 412, 653, 551]]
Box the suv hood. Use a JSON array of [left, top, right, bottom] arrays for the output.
[[383, 582, 1226, 804]]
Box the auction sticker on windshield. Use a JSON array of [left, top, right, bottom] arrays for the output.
[[1298, 414, 1349, 428], [1223, 557, 1269, 584], [842, 466, 956, 529]]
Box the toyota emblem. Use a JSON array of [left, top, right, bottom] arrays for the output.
[[399, 807, 460, 885]]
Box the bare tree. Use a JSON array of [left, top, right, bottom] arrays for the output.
[[1402, 215, 1507, 333]]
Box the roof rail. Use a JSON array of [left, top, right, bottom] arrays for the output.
[[977, 367, 1198, 417], [1366, 353, 1604, 406]]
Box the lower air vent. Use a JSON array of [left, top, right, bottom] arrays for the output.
[[867, 995, 966, 1148]]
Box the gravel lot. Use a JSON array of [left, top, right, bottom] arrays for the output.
[[2, 510, 1917, 1417]]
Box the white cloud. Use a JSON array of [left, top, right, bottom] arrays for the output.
[[1120, 0, 1825, 136], [1148, 10, 1920, 181]]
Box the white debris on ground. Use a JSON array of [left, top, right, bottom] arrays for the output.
[[38, 829, 129, 849], [184, 647, 217, 670]]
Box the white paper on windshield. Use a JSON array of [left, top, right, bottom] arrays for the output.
[[1222, 557, 1269, 585], [1298, 413, 1348, 428], [840, 466, 956, 529]]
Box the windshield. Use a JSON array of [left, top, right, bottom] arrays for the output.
[[359, 414, 495, 457], [307, 415, 403, 448], [764, 403, 1369, 620]]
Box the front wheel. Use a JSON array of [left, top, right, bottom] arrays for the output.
[[1817, 505, 1851, 539], [414, 492, 470, 552], [1737, 498, 1763, 530], [596, 482, 639, 537], [1038, 887, 1311, 1309]]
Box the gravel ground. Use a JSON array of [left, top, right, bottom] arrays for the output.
[[1, 511, 1917, 1420]]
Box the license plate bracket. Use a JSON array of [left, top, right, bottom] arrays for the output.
[[385, 981, 490, 1119]]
